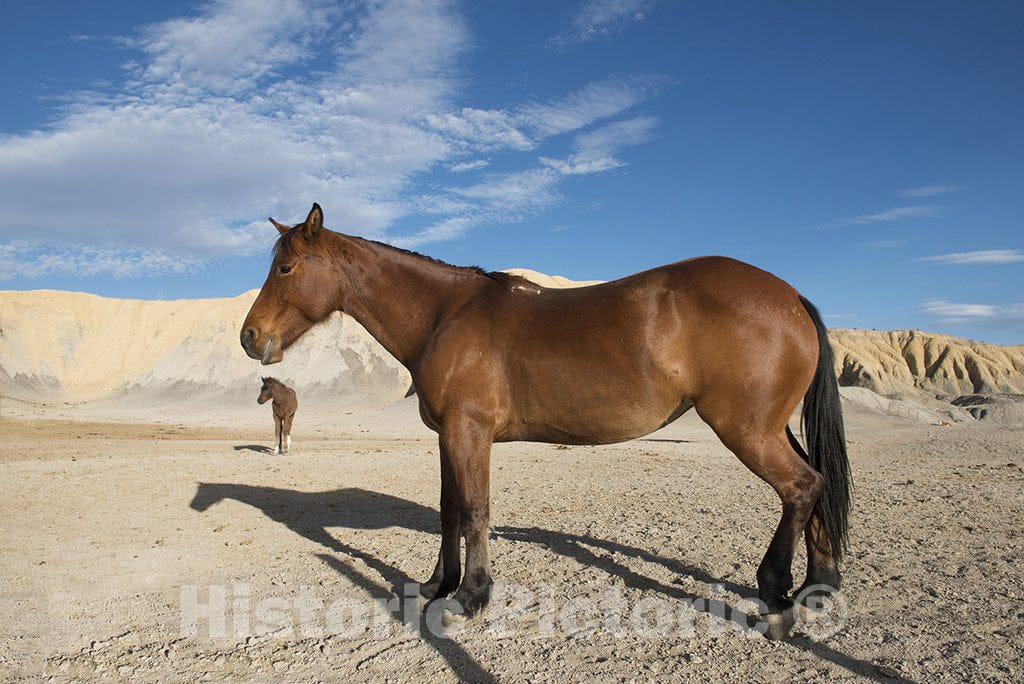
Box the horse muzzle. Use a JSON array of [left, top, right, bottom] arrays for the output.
[[240, 328, 282, 365]]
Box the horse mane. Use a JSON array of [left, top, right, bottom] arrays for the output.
[[273, 229, 541, 291], [261, 376, 287, 390], [379, 242, 540, 290]]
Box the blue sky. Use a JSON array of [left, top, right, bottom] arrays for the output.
[[1, 0, 1022, 343]]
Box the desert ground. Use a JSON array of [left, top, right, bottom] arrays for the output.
[[2, 284, 1023, 681], [1, 397, 1022, 683]]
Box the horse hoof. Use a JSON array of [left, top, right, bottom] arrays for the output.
[[760, 609, 795, 640], [442, 604, 469, 628]]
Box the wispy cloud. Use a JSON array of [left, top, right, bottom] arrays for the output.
[[425, 108, 534, 152], [551, 0, 659, 48], [447, 159, 489, 173], [817, 205, 938, 230], [917, 249, 1024, 265], [0, 0, 661, 280], [898, 184, 961, 198], [390, 216, 476, 249], [0, 241, 199, 279], [134, 0, 336, 95], [920, 299, 1024, 327], [517, 76, 661, 138], [541, 115, 657, 175], [860, 239, 905, 248]]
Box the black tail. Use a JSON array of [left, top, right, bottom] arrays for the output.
[[790, 296, 851, 566]]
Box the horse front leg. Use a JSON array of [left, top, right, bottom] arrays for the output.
[[436, 413, 493, 617], [274, 413, 283, 455], [421, 451, 461, 600]]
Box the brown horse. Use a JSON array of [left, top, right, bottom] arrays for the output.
[[241, 204, 850, 622], [258, 376, 297, 455]]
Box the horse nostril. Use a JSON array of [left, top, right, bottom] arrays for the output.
[[241, 327, 257, 347]]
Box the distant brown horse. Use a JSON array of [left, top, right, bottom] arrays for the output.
[[241, 204, 850, 623], [258, 376, 297, 455]]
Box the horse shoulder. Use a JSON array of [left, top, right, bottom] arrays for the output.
[[413, 301, 509, 430]]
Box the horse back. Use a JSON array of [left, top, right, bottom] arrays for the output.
[[417, 256, 819, 444]]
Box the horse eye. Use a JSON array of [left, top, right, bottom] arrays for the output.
[[278, 264, 293, 275]]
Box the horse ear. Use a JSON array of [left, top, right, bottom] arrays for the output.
[[268, 217, 290, 235], [302, 203, 323, 238]]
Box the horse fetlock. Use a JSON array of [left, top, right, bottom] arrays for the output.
[[795, 573, 842, 605], [757, 566, 794, 611]]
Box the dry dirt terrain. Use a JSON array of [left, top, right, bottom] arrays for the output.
[[2, 399, 1022, 683]]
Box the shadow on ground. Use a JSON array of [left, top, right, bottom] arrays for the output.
[[232, 444, 274, 454], [189, 484, 912, 683]]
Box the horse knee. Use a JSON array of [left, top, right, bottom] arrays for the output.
[[459, 504, 489, 537]]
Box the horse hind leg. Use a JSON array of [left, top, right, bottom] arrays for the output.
[[786, 427, 841, 599], [700, 406, 823, 613]]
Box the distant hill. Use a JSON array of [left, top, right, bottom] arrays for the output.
[[0, 289, 409, 407]]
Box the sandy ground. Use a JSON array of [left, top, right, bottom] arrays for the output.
[[1, 400, 1023, 682]]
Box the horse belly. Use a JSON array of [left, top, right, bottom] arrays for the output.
[[499, 370, 692, 445]]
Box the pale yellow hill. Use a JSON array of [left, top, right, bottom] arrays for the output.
[[829, 329, 1024, 397], [0, 289, 409, 404]]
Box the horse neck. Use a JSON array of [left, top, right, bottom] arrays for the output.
[[334, 235, 481, 369]]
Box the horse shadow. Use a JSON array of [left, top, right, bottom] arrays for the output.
[[232, 444, 274, 454], [189, 483, 493, 681], [492, 526, 909, 682], [188, 484, 908, 683]]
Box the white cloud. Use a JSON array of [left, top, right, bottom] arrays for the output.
[[0, 241, 199, 280], [0, 0, 660, 280], [135, 0, 335, 95], [542, 115, 657, 175], [552, 0, 658, 47], [919, 299, 1024, 327], [916, 249, 1024, 265], [390, 216, 476, 249], [425, 108, 534, 151], [517, 76, 659, 138], [818, 205, 938, 229], [447, 159, 490, 172], [452, 168, 562, 216], [898, 184, 961, 198]]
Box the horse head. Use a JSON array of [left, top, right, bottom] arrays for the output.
[[240, 203, 344, 365]]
